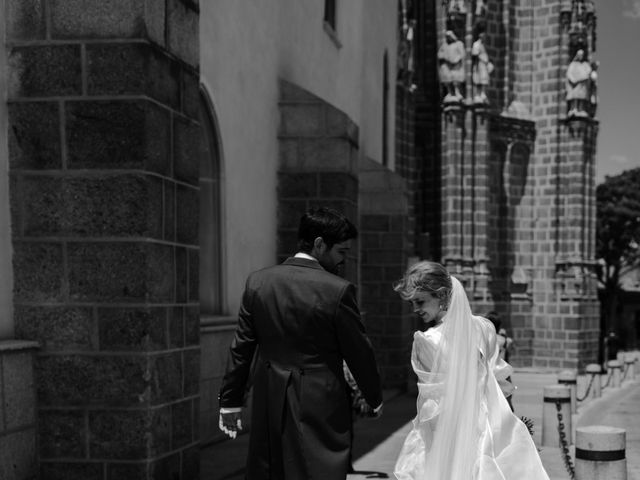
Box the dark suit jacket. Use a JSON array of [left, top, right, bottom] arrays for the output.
[[219, 257, 383, 480]]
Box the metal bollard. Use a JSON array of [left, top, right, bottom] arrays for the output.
[[575, 425, 626, 480], [542, 385, 572, 447], [608, 360, 623, 388], [558, 370, 578, 413], [585, 363, 602, 399], [623, 353, 636, 381]]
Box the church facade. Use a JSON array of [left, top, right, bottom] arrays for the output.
[[0, 0, 599, 477]]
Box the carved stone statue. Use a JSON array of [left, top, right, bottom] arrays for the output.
[[471, 32, 493, 104], [565, 49, 592, 117], [438, 30, 466, 103], [475, 0, 486, 17]]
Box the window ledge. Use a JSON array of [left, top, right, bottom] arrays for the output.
[[323, 21, 342, 49]]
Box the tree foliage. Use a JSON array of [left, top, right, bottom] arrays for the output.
[[596, 167, 640, 341], [596, 167, 640, 289]]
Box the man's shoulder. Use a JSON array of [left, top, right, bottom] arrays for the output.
[[249, 261, 351, 288]]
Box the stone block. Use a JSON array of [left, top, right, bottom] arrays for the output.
[[183, 349, 200, 396], [280, 80, 319, 103], [278, 173, 318, 198], [8, 102, 61, 169], [38, 410, 85, 458], [171, 400, 193, 448], [50, 0, 165, 43], [1, 351, 36, 430], [318, 172, 358, 199], [188, 249, 199, 302], [175, 248, 188, 303], [279, 139, 298, 167], [169, 307, 185, 349], [8, 45, 81, 97], [66, 100, 170, 174], [325, 104, 357, 140], [97, 308, 167, 351], [184, 307, 199, 346], [87, 43, 180, 108], [151, 353, 183, 402], [12, 242, 64, 303], [20, 174, 164, 238], [182, 69, 201, 120], [15, 306, 95, 352], [277, 200, 308, 230], [68, 242, 174, 303], [39, 462, 103, 480], [167, 0, 199, 67], [64, 175, 164, 237], [176, 184, 199, 244], [89, 406, 171, 459], [164, 180, 176, 241], [296, 138, 355, 173], [173, 116, 201, 185], [0, 429, 37, 480], [279, 104, 324, 137], [361, 215, 390, 232], [6, 0, 46, 40], [37, 355, 148, 406], [18, 176, 64, 236], [277, 229, 299, 257]]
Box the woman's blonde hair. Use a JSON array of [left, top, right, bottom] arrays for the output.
[[393, 261, 453, 307]]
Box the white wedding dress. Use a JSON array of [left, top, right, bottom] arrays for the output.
[[394, 278, 550, 480]]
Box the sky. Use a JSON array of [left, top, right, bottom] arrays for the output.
[[593, 0, 640, 183]]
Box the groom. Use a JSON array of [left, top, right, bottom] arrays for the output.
[[218, 207, 383, 479]]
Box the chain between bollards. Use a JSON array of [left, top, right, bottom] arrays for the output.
[[602, 369, 612, 388], [576, 373, 595, 402], [555, 400, 576, 479]]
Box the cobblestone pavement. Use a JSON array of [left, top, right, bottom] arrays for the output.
[[201, 368, 640, 480]]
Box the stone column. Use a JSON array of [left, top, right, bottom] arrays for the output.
[[6, 1, 201, 478], [358, 157, 411, 389], [277, 80, 359, 282]]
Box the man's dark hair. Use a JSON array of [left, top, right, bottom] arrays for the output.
[[297, 207, 358, 253], [485, 311, 502, 332]]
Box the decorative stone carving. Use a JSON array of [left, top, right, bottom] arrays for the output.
[[566, 49, 592, 117], [471, 32, 493, 104], [438, 30, 466, 103], [475, 0, 486, 17]]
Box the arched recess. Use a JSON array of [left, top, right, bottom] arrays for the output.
[[198, 87, 225, 316]]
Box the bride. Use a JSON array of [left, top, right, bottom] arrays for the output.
[[393, 261, 550, 480]]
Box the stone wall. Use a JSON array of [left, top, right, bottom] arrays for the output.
[[6, 1, 202, 477], [0, 341, 38, 480]]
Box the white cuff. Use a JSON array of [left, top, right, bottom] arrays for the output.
[[220, 407, 242, 414], [373, 403, 383, 414]]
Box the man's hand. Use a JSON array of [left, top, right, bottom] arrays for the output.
[[369, 403, 383, 419], [219, 411, 243, 439]]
